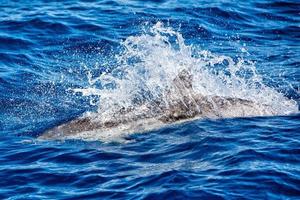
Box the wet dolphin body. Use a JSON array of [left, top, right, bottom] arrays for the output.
[[39, 70, 275, 141]]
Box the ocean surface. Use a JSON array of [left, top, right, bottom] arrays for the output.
[[0, 0, 300, 199]]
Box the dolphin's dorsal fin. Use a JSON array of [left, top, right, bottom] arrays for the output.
[[173, 69, 193, 89]]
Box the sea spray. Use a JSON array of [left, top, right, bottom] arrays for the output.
[[73, 22, 298, 121]]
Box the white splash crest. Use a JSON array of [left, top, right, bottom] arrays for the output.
[[74, 22, 297, 119]]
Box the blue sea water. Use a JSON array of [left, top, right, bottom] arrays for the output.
[[0, 0, 300, 199]]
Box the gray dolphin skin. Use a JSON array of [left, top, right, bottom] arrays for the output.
[[39, 69, 275, 141]]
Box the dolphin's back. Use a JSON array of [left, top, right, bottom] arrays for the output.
[[39, 69, 276, 141]]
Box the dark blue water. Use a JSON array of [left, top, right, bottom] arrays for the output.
[[1, 0, 300, 199]]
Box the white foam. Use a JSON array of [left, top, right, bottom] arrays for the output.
[[67, 22, 298, 141]]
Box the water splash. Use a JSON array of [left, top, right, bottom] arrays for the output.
[[73, 22, 298, 121]]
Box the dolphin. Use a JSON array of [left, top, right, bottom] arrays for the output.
[[39, 69, 276, 141]]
